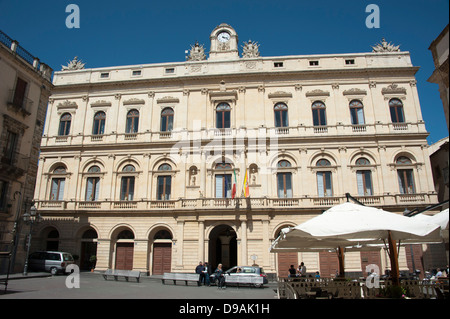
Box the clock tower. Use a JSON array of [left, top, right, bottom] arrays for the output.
[[209, 23, 239, 61]]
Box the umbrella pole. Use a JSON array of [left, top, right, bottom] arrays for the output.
[[387, 231, 400, 286], [338, 247, 345, 278]]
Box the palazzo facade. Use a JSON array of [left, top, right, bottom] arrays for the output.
[[33, 24, 443, 278]]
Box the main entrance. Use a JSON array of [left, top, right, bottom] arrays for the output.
[[209, 225, 237, 271]]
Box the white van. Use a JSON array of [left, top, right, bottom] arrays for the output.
[[28, 251, 75, 275]]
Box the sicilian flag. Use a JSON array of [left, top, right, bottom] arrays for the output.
[[243, 168, 250, 198], [232, 169, 237, 199]]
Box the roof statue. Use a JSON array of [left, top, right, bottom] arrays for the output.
[[187, 41, 207, 61], [371, 38, 401, 53], [242, 40, 260, 58], [61, 56, 86, 71]]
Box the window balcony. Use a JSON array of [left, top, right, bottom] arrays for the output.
[[7, 89, 33, 116], [34, 192, 436, 213], [0, 152, 29, 177]]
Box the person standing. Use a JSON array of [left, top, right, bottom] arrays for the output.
[[195, 261, 204, 286], [299, 262, 307, 277], [203, 262, 211, 286]]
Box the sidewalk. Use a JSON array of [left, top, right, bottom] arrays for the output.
[[0, 272, 51, 281]]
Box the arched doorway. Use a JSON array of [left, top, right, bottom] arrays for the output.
[[209, 225, 237, 271], [80, 228, 98, 271], [152, 229, 172, 275], [114, 229, 134, 270], [275, 227, 298, 278]]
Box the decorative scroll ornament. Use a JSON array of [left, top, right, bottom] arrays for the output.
[[61, 56, 86, 71], [187, 41, 207, 61], [242, 40, 260, 58], [371, 38, 400, 53]]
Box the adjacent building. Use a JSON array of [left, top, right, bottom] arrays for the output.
[[33, 24, 442, 278], [0, 29, 53, 273]]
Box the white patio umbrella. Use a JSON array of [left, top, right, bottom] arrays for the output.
[[270, 202, 441, 285], [411, 208, 448, 241]]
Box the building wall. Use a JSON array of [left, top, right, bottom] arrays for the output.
[[0, 30, 53, 273], [32, 25, 441, 277]]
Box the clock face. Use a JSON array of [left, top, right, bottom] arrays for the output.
[[217, 32, 230, 43]]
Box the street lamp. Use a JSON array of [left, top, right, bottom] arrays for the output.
[[22, 203, 41, 275]]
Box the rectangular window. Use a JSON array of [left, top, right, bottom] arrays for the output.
[[350, 108, 365, 125], [157, 176, 172, 200], [120, 176, 135, 200], [317, 171, 332, 197], [12, 77, 28, 108], [50, 178, 65, 201], [398, 169, 415, 194], [274, 62, 284, 68], [312, 109, 327, 126], [3, 131, 18, 165], [0, 180, 8, 211], [309, 60, 319, 66], [132, 70, 141, 76], [215, 174, 232, 198], [390, 106, 405, 123], [165, 68, 175, 74], [277, 173, 293, 198], [356, 170, 373, 196], [86, 177, 100, 201], [100, 72, 109, 78], [345, 59, 355, 65]]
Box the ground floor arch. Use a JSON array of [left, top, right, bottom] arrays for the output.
[[208, 224, 237, 271], [150, 227, 173, 275]]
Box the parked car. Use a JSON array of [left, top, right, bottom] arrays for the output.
[[210, 266, 268, 287], [28, 251, 75, 275]]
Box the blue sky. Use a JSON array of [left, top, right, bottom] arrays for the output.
[[1, 0, 448, 143]]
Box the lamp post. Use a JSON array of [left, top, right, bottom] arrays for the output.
[[22, 203, 41, 276]]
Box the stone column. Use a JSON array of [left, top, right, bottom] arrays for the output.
[[133, 239, 149, 273], [240, 220, 247, 265], [95, 239, 111, 271], [198, 221, 205, 262]]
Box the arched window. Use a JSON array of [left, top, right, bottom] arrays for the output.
[[315, 159, 332, 197], [86, 166, 101, 201], [316, 159, 331, 166], [277, 160, 292, 198], [120, 165, 135, 200], [117, 230, 134, 240], [126, 109, 139, 133], [396, 156, 415, 194], [312, 101, 327, 126], [154, 229, 172, 240], [216, 103, 231, 129], [58, 113, 71, 136], [355, 157, 373, 196], [92, 111, 106, 135], [157, 164, 172, 200], [215, 162, 232, 198], [389, 99, 405, 123], [274, 103, 289, 127], [349, 100, 365, 125], [396, 156, 412, 165], [160, 108, 174, 132]]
